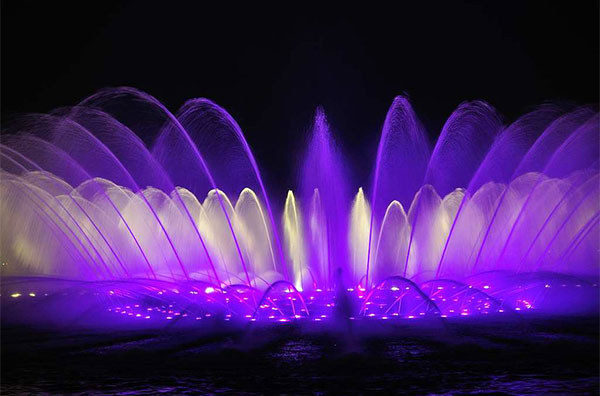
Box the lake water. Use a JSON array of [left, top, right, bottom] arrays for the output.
[[2, 315, 598, 395]]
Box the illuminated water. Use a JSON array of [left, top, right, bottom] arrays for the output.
[[1, 88, 598, 327]]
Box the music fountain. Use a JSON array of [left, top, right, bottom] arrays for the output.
[[1, 88, 598, 330]]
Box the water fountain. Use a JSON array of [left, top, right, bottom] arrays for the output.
[[1, 87, 598, 329]]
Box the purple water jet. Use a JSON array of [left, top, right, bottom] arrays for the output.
[[1, 88, 598, 329]]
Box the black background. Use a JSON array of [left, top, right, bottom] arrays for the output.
[[2, 1, 598, 193]]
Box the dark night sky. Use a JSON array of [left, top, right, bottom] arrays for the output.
[[2, 1, 598, 193]]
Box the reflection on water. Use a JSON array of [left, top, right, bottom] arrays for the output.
[[2, 317, 598, 395]]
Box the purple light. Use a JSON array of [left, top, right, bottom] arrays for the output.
[[0, 88, 597, 329]]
